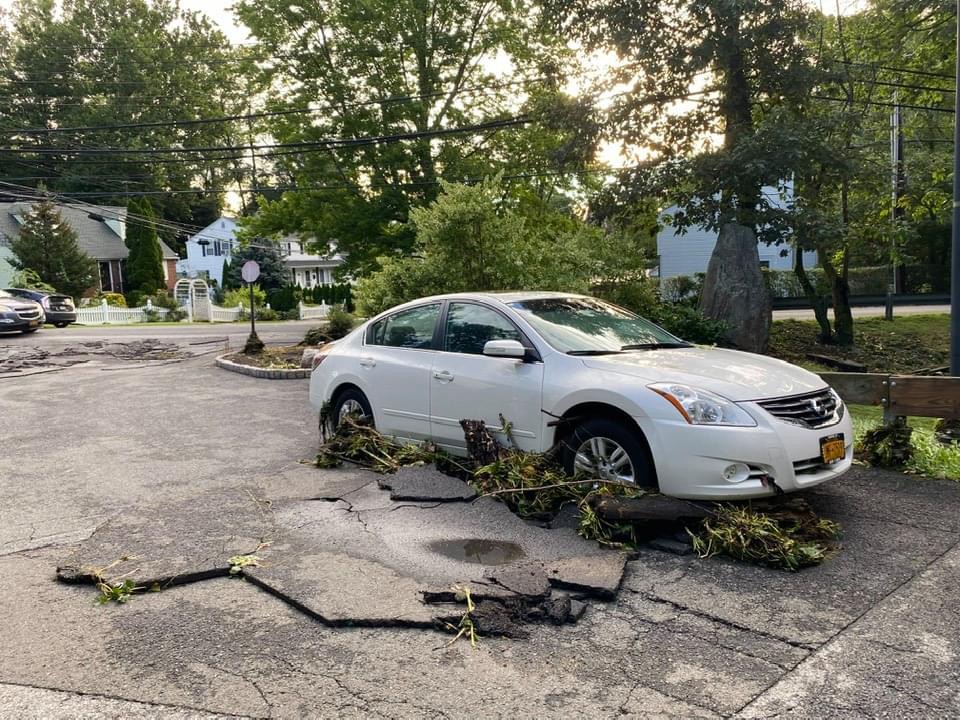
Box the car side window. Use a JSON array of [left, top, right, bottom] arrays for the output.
[[444, 302, 523, 355], [368, 303, 441, 349]]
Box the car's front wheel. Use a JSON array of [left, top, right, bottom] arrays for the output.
[[562, 418, 654, 487], [331, 387, 374, 430], [54, 322, 69, 328]]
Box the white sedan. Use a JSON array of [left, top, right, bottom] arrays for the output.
[[309, 292, 853, 500]]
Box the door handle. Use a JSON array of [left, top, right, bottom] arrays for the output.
[[432, 370, 454, 382], [359, 357, 376, 368]]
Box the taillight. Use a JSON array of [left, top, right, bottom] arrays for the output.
[[311, 353, 327, 370], [41, 297, 50, 309]]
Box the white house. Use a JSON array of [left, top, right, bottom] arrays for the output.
[[656, 185, 816, 278], [178, 217, 240, 286], [178, 216, 346, 287]]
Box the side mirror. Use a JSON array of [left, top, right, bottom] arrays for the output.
[[482, 339, 526, 359]]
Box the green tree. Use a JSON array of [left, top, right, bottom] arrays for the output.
[[0, 0, 251, 243], [355, 177, 649, 315], [223, 242, 288, 291], [7, 200, 97, 298], [234, 0, 594, 272], [124, 198, 165, 294], [550, 0, 818, 351]]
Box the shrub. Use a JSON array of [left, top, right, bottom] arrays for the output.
[[327, 308, 356, 339], [223, 285, 266, 310], [650, 304, 728, 345], [86, 292, 127, 307], [267, 284, 298, 312], [149, 291, 179, 310], [125, 290, 147, 308], [256, 307, 279, 321], [279, 308, 300, 321]]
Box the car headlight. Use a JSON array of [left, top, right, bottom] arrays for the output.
[[832, 389, 845, 420], [649, 383, 757, 427]]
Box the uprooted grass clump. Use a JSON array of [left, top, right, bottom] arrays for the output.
[[316, 416, 446, 473], [315, 418, 842, 568], [471, 450, 645, 546], [689, 502, 841, 571]]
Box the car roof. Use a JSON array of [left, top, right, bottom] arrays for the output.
[[407, 291, 590, 306]]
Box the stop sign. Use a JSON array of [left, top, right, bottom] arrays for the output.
[[241, 260, 260, 283]]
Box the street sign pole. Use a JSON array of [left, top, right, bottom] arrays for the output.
[[241, 260, 264, 355], [952, 1, 960, 375]]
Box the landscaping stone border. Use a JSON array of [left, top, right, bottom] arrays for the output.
[[215, 353, 310, 379]]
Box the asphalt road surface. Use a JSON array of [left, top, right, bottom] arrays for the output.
[[0, 342, 957, 717], [0, 319, 320, 347]]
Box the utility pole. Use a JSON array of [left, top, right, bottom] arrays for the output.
[[887, 97, 905, 320], [952, 0, 960, 374]]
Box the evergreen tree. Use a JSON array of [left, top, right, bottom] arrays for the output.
[[8, 200, 97, 299], [223, 242, 287, 291], [125, 198, 165, 294], [220, 257, 231, 290]]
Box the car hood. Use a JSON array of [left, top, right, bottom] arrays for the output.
[[0, 298, 38, 311], [580, 347, 826, 402]]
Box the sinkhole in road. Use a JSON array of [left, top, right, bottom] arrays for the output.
[[428, 538, 526, 565]]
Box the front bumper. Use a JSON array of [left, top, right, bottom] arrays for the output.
[[638, 406, 854, 500], [0, 313, 43, 332]]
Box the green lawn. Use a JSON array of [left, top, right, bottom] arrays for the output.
[[769, 314, 949, 374], [849, 404, 960, 481]]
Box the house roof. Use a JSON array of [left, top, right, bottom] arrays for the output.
[[0, 201, 129, 261], [158, 238, 178, 260]]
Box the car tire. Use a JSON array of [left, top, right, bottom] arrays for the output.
[[331, 387, 374, 430], [561, 417, 655, 487], [54, 323, 68, 328]]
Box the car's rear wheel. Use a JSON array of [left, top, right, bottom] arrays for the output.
[[54, 322, 69, 328], [562, 418, 654, 487], [331, 387, 374, 430]]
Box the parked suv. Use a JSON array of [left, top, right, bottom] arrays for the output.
[[3, 288, 76, 328], [0, 289, 45, 333]]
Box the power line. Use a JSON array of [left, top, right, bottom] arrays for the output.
[[0, 78, 549, 136]]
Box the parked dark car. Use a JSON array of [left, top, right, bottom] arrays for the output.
[[3, 288, 77, 327], [0, 289, 45, 333]]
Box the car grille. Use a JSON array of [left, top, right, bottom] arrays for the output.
[[793, 456, 831, 475], [14, 306, 40, 320], [757, 388, 841, 429]]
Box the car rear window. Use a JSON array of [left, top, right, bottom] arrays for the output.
[[368, 303, 441, 349]]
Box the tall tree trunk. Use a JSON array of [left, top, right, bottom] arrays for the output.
[[793, 242, 832, 342], [831, 181, 855, 345], [699, 11, 770, 351], [700, 224, 772, 353]]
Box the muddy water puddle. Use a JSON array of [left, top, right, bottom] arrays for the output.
[[428, 538, 526, 565]]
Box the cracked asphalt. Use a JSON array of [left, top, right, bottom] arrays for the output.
[[1, 332, 958, 718]]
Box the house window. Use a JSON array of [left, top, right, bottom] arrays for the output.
[[99, 261, 113, 292], [760, 260, 770, 269]]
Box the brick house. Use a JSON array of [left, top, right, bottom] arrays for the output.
[[0, 201, 180, 294]]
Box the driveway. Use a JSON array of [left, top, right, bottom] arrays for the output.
[[0, 341, 958, 718]]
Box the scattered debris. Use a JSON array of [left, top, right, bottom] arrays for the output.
[[316, 417, 443, 472], [443, 586, 479, 647], [859, 418, 914, 467], [689, 499, 841, 571], [0, 339, 186, 374]]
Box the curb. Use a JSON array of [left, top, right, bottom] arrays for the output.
[[215, 353, 311, 380]]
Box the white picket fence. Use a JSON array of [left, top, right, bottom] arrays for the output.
[[298, 301, 331, 320], [76, 299, 170, 325], [209, 303, 243, 322]]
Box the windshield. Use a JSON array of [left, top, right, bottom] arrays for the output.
[[508, 297, 689, 354]]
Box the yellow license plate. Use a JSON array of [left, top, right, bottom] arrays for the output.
[[820, 434, 845, 464]]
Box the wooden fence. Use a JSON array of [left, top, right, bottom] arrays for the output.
[[820, 372, 960, 423]]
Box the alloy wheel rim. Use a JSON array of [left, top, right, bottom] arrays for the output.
[[573, 436, 635, 484], [338, 398, 366, 424]]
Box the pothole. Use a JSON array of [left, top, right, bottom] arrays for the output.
[[428, 538, 526, 565]]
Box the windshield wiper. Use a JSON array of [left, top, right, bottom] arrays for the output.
[[620, 342, 692, 350], [566, 349, 624, 356]]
